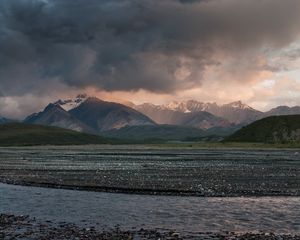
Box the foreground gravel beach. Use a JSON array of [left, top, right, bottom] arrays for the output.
[[0, 146, 299, 197], [1, 146, 299, 239], [1, 214, 300, 240]]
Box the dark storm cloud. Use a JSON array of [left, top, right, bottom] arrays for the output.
[[0, 0, 300, 95]]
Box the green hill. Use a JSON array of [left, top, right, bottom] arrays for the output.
[[102, 124, 205, 142], [0, 123, 110, 146], [225, 115, 300, 143]]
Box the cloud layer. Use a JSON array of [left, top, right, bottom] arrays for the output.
[[0, 0, 300, 117]]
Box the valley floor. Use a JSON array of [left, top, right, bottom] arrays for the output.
[[1, 146, 300, 239], [0, 145, 299, 197]]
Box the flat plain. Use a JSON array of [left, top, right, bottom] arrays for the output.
[[0, 145, 299, 196]]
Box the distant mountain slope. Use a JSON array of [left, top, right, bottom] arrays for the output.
[[225, 115, 300, 143], [210, 101, 263, 124], [22, 95, 300, 138], [24, 104, 92, 133], [264, 106, 300, 117], [0, 117, 12, 124], [0, 123, 110, 146], [134, 104, 231, 129], [69, 97, 156, 132], [134, 100, 263, 125], [102, 124, 206, 141], [179, 111, 232, 129], [163, 100, 219, 113]]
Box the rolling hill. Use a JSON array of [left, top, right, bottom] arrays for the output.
[[102, 124, 206, 141], [225, 115, 300, 143], [0, 123, 110, 146]]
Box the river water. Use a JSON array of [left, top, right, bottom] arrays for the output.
[[1, 183, 299, 235]]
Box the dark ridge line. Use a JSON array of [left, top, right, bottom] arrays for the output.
[[0, 180, 299, 198]]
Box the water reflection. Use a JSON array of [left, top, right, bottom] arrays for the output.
[[0, 183, 299, 234]]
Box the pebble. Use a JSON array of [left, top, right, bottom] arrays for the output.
[[1, 214, 300, 240]]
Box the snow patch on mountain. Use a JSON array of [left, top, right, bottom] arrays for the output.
[[133, 100, 262, 125], [223, 101, 254, 110], [54, 94, 88, 111], [161, 100, 253, 112]]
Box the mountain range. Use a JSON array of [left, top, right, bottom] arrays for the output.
[[133, 100, 262, 125], [132, 100, 300, 125], [133, 103, 232, 129], [1, 95, 300, 141]]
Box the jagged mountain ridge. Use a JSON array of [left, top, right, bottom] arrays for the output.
[[20, 95, 300, 138], [55, 96, 232, 130], [134, 100, 263, 125]]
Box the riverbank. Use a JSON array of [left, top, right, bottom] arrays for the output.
[[1, 214, 299, 240], [1, 183, 299, 235], [1, 178, 299, 197]]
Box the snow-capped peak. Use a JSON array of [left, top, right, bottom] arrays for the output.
[[225, 101, 253, 110], [164, 101, 181, 110], [161, 100, 217, 113], [158, 100, 254, 112], [54, 94, 88, 111]]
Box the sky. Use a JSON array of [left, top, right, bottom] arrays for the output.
[[0, 0, 300, 118]]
